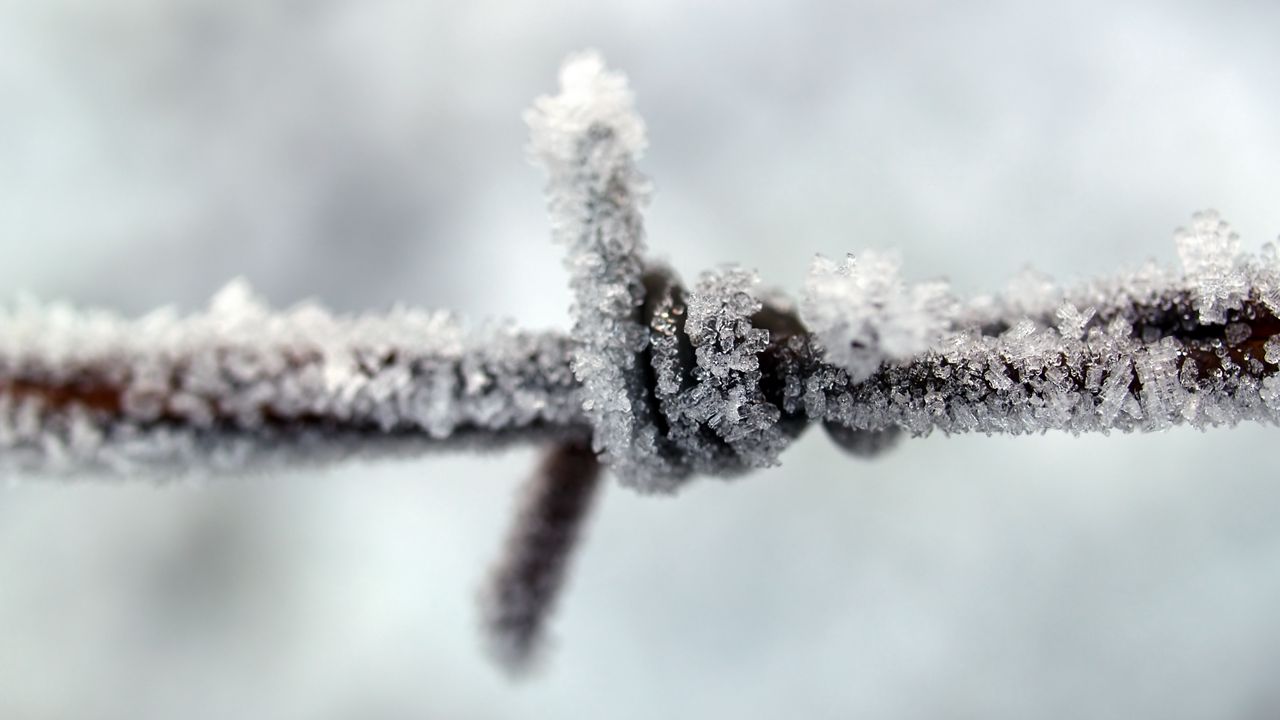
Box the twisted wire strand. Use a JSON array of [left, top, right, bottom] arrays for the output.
[[0, 281, 587, 476], [3, 52, 1278, 484], [2, 266, 1276, 478], [4, 50, 1280, 673]]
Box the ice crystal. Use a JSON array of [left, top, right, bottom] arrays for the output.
[[1265, 336, 1280, 366], [526, 50, 667, 489], [0, 280, 583, 476], [675, 266, 787, 470], [1, 44, 1278, 495], [801, 251, 954, 383], [8, 49, 1279, 681], [789, 211, 1280, 440], [1176, 210, 1248, 324], [526, 54, 803, 490]]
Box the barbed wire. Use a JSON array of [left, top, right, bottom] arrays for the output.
[[2, 50, 1278, 674]]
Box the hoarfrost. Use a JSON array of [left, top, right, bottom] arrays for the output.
[[1056, 303, 1095, 342], [1176, 210, 1247, 324], [797, 210, 1280, 441], [526, 54, 799, 490], [2, 44, 1278, 492], [0, 281, 584, 476], [1003, 268, 1064, 319], [801, 251, 954, 383], [526, 50, 668, 490], [676, 266, 787, 470], [1265, 336, 1280, 366], [1257, 242, 1280, 315]]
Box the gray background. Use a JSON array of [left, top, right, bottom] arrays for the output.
[[2, 1, 1279, 717]]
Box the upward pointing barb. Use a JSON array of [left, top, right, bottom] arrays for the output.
[[525, 53, 1280, 491], [527, 53, 802, 491], [526, 51, 669, 490], [526, 50, 648, 175]]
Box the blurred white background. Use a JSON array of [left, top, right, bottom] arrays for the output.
[[2, 1, 1280, 717]]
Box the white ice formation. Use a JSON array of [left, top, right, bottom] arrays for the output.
[[791, 210, 1280, 439], [2, 52, 1279, 488], [801, 251, 955, 384], [526, 51, 668, 490], [0, 280, 583, 476], [528, 53, 808, 491]]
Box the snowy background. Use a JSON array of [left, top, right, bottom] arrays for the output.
[[3, 1, 1280, 717]]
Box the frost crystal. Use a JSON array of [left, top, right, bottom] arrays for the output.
[[0, 281, 583, 476], [791, 211, 1280, 441], [524, 53, 799, 490], [1257, 242, 1280, 315], [675, 267, 787, 470], [1176, 210, 1248, 324], [801, 251, 954, 382], [9, 51, 1280, 679], [525, 50, 669, 490], [1055, 303, 1096, 342], [1266, 336, 1280, 366], [2, 44, 1279, 494]]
